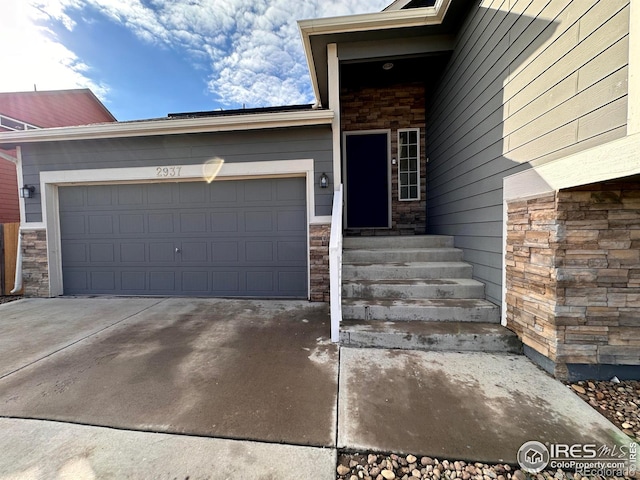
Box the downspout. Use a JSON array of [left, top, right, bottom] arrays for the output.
[[9, 146, 24, 294], [10, 231, 22, 294]]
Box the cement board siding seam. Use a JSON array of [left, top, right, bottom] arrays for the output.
[[429, 11, 517, 143], [529, 125, 626, 166], [504, 0, 622, 95], [576, 97, 627, 142], [429, 0, 616, 158], [506, 67, 628, 152], [429, 0, 567, 143], [506, 115, 629, 165], [431, 2, 608, 161], [428, 1, 629, 184], [505, 8, 629, 117], [429, 0, 500, 94], [429, 9, 567, 161], [430, 0, 512, 118], [426, 0, 630, 308]]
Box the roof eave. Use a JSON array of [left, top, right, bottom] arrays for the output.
[[0, 109, 334, 145], [298, 0, 452, 106]]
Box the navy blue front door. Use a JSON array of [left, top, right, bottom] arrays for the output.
[[345, 132, 389, 228]]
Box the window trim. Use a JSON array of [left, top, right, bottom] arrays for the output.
[[397, 128, 420, 201]]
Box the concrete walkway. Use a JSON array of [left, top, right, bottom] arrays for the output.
[[0, 298, 633, 478]]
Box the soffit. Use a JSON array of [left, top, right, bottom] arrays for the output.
[[299, 0, 473, 106]]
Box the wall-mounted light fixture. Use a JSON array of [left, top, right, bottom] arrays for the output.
[[320, 173, 329, 189], [20, 185, 35, 198]]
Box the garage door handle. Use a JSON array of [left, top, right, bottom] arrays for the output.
[[175, 247, 181, 254]]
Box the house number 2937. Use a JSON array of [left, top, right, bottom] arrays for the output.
[[156, 166, 182, 177]]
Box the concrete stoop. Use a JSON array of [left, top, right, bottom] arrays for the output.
[[340, 320, 523, 353], [340, 235, 521, 354]]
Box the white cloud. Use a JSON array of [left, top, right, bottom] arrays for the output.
[[1, 0, 391, 110], [0, 0, 109, 98]]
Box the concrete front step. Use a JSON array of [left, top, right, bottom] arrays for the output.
[[342, 262, 473, 280], [343, 247, 463, 263], [342, 298, 501, 323], [343, 235, 454, 250], [339, 320, 522, 353], [342, 278, 486, 300]]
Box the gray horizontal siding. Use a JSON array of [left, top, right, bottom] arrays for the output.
[[427, 0, 629, 306], [21, 126, 333, 223]]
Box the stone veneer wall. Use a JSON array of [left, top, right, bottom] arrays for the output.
[[341, 81, 426, 235], [22, 229, 50, 297], [309, 224, 330, 302], [506, 180, 640, 380]]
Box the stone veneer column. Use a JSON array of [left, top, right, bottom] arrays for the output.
[[22, 229, 50, 297], [506, 181, 640, 380], [309, 224, 331, 302], [506, 193, 561, 365]]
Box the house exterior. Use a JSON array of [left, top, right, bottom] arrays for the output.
[[0, 0, 637, 381], [0, 89, 116, 224]]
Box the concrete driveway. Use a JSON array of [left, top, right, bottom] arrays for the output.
[[0, 297, 338, 479], [0, 297, 633, 479]]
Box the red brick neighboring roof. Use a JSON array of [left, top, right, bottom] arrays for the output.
[[0, 88, 116, 128]]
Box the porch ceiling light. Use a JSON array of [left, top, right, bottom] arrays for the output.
[[20, 185, 35, 198], [382, 62, 394, 70]]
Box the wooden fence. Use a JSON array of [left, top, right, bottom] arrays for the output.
[[0, 222, 20, 295]]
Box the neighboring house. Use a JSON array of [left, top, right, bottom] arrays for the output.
[[0, 89, 116, 224], [0, 0, 637, 381]]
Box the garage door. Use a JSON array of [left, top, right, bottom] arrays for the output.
[[59, 178, 307, 297]]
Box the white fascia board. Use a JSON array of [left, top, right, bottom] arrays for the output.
[[299, 23, 323, 107], [298, 5, 445, 36], [298, 0, 451, 106], [0, 109, 334, 145], [504, 132, 640, 201]]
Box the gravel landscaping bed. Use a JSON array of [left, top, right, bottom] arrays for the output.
[[0, 295, 22, 305], [337, 379, 639, 480], [568, 380, 640, 443]]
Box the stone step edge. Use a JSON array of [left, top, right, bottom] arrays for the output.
[[339, 320, 523, 354], [341, 278, 486, 286], [341, 298, 499, 308]]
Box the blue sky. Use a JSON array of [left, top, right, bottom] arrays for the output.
[[0, 0, 390, 121]]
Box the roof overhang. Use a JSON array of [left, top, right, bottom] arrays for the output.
[[0, 109, 334, 146], [298, 0, 459, 106]]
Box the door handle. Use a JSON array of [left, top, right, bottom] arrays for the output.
[[175, 247, 181, 254]]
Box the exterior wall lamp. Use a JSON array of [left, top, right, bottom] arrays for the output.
[[20, 185, 35, 198], [320, 173, 329, 188]]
